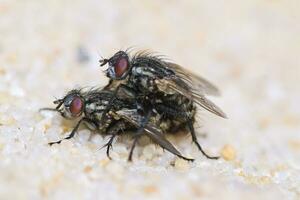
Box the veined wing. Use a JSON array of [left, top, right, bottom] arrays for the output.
[[166, 62, 221, 96]]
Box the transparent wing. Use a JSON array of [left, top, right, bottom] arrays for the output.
[[166, 62, 221, 96]]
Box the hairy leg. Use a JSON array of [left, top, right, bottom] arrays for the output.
[[102, 120, 126, 159]]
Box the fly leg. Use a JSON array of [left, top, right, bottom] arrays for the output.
[[187, 121, 219, 159], [102, 135, 116, 160], [128, 136, 139, 162], [48, 118, 94, 145], [102, 120, 126, 159]]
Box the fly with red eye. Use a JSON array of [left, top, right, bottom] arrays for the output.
[[99, 49, 227, 160], [40, 88, 195, 161]]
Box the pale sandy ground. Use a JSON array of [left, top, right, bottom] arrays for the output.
[[0, 0, 300, 199]]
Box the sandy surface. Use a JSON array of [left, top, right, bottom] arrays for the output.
[[0, 0, 300, 199]]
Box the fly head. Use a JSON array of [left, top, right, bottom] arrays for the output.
[[53, 90, 85, 119], [100, 51, 130, 80]]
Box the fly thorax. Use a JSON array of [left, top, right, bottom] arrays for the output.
[[132, 66, 156, 77], [85, 102, 106, 115], [132, 67, 157, 91]]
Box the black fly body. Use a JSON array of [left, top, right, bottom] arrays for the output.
[[41, 88, 194, 161], [100, 50, 227, 160]]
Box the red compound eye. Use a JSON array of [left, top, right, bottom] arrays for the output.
[[70, 97, 83, 116], [114, 57, 128, 77]]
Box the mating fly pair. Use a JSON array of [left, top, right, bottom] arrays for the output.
[[42, 50, 226, 161]]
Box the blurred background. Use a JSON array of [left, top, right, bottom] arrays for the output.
[[0, 0, 299, 199]]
